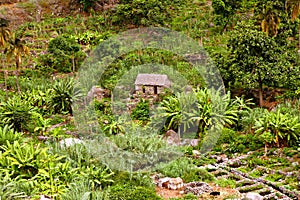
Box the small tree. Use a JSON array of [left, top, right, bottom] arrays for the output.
[[226, 22, 291, 106], [212, 0, 242, 32], [4, 34, 29, 94], [0, 18, 11, 99]]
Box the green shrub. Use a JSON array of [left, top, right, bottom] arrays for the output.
[[0, 125, 23, 148], [38, 35, 86, 73], [214, 178, 236, 188], [182, 168, 215, 183], [241, 108, 267, 133], [0, 175, 27, 200], [113, 0, 187, 26], [216, 128, 238, 145], [156, 158, 198, 179], [254, 108, 300, 147], [0, 95, 37, 132], [112, 171, 154, 189], [107, 184, 162, 200], [50, 78, 82, 114], [131, 98, 150, 122]]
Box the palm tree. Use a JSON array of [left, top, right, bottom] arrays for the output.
[[0, 18, 11, 99], [258, 1, 281, 36], [0, 18, 10, 47], [286, 0, 300, 51], [4, 34, 29, 94], [286, 0, 300, 20]]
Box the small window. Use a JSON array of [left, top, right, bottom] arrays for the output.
[[142, 86, 146, 93], [154, 86, 158, 94]]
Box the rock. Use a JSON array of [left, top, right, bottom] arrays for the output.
[[228, 160, 242, 168], [206, 164, 217, 171], [37, 136, 51, 141], [184, 182, 213, 195], [192, 150, 201, 156], [157, 177, 184, 190], [87, 86, 109, 102], [180, 139, 200, 147], [242, 192, 263, 200], [163, 130, 181, 145], [184, 85, 193, 93], [168, 177, 184, 190], [292, 162, 299, 167], [189, 139, 200, 147], [157, 177, 171, 188], [59, 138, 84, 148]]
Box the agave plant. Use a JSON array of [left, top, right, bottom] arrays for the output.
[[50, 77, 82, 114], [0, 95, 37, 132]]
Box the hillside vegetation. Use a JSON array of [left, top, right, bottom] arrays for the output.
[[0, 0, 299, 199]]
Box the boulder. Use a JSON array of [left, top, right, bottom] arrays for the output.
[[157, 177, 184, 190], [168, 177, 184, 190], [192, 150, 201, 156], [163, 130, 181, 145], [180, 139, 200, 147], [184, 182, 213, 195], [87, 86, 109, 102]]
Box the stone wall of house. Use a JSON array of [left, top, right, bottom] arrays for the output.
[[135, 85, 165, 95]]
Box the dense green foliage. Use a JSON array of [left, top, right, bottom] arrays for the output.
[[0, 0, 300, 198]]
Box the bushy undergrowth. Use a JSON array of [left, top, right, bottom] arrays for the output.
[[1, 0, 300, 198], [156, 157, 215, 183]]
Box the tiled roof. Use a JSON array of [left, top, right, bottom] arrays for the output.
[[134, 74, 171, 87]]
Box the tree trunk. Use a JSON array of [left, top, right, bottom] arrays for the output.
[[264, 143, 267, 157], [4, 70, 8, 99], [2, 59, 8, 99], [298, 25, 300, 53], [258, 79, 263, 107], [72, 56, 75, 72], [15, 57, 20, 94]]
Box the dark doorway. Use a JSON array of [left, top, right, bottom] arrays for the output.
[[154, 86, 158, 94], [142, 87, 146, 93]]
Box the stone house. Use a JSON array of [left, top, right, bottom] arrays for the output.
[[134, 73, 172, 95]]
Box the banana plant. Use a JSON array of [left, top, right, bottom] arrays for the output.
[[32, 113, 52, 135], [0, 125, 22, 147], [81, 165, 114, 191], [254, 109, 300, 147]]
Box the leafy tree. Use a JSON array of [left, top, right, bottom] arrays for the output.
[[255, 0, 284, 36], [38, 35, 86, 73], [226, 22, 292, 106], [4, 34, 29, 94], [212, 0, 242, 32], [113, 0, 186, 26]]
